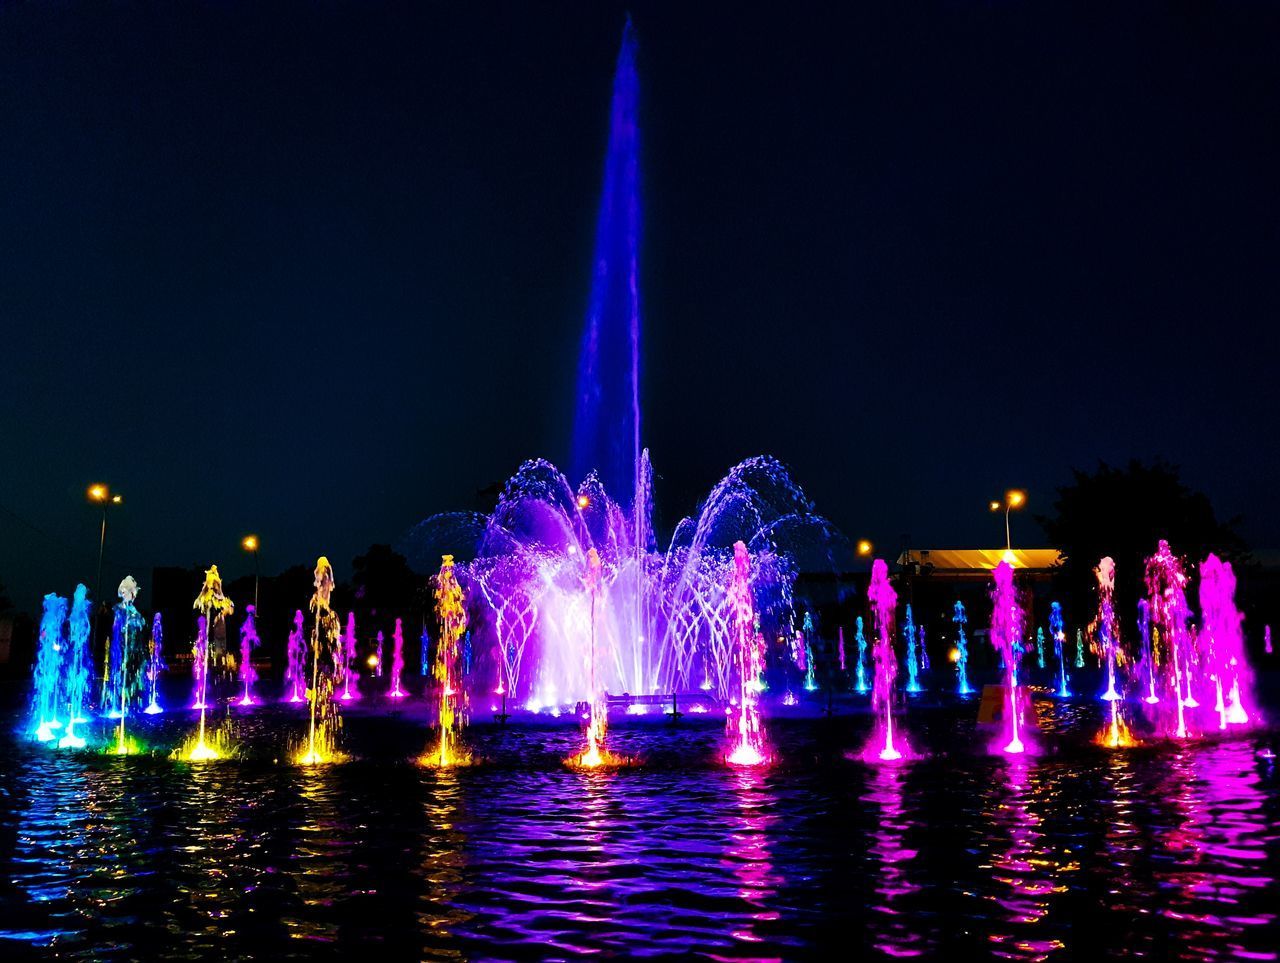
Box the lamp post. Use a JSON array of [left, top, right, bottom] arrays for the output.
[[88, 483, 123, 704], [242, 535, 261, 612], [989, 489, 1026, 560]]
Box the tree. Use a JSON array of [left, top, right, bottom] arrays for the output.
[[1037, 460, 1248, 620]]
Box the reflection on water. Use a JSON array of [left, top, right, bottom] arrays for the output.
[[1, 708, 1277, 960]]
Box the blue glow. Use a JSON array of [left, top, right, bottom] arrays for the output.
[[1050, 601, 1070, 698], [30, 593, 68, 742], [953, 601, 972, 695], [903, 604, 921, 693]]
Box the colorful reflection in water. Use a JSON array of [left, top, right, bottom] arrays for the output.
[[1, 705, 1277, 960]]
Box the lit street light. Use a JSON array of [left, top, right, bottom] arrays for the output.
[[242, 534, 261, 611], [989, 489, 1027, 562], [88, 483, 124, 704]]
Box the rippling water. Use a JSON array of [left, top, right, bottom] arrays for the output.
[[1, 690, 1277, 961]]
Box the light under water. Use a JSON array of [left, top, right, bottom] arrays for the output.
[[1, 689, 1277, 961]]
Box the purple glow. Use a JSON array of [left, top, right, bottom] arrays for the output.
[[867, 559, 904, 762], [1198, 554, 1253, 729], [238, 605, 260, 707], [390, 618, 406, 698], [989, 562, 1027, 755], [725, 541, 767, 766], [284, 610, 306, 703], [191, 615, 208, 710], [1144, 541, 1194, 739], [339, 612, 359, 701]]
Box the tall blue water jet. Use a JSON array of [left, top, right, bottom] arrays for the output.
[[144, 613, 165, 714], [1050, 602, 1070, 697], [31, 593, 68, 741], [59, 584, 92, 749], [903, 604, 921, 693], [802, 611, 817, 691], [109, 576, 146, 753], [572, 19, 641, 506], [953, 601, 972, 695], [854, 616, 869, 694]]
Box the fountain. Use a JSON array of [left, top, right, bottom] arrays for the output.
[[390, 618, 406, 698], [1198, 554, 1252, 729], [1136, 599, 1159, 704], [237, 605, 260, 707], [57, 585, 92, 749], [854, 616, 869, 695], [953, 601, 973, 695], [1093, 558, 1123, 703], [31, 593, 67, 742], [867, 559, 904, 762], [374, 631, 384, 677], [725, 541, 767, 766], [989, 561, 1026, 755], [191, 616, 209, 710], [1049, 602, 1070, 698], [284, 610, 306, 703], [299, 558, 343, 764], [339, 612, 359, 701], [108, 576, 146, 754], [919, 626, 930, 671], [1092, 557, 1134, 747], [1266, 625, 1273, 655], [801, 612, 818, 692], [1035, 627, 1046, 671], [903, 604, 921, 693], [837, 626, 846, 675], [423, 554, 471, 767], [1144, 541, 1193, 739], [1075, 628, 1085, 669], [184, 565, 234, 761], [144, 613, 165, 714]]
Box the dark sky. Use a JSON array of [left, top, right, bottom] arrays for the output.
[[3, 2, 1279, 613]]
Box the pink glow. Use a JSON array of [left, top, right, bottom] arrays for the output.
[[1198, 554, 1253, 729], [990, 562, 1027, 755], [725, 541, 768, 766], [867, 559, 904, 762]]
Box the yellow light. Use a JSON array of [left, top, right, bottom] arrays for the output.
[[88, 483, 108, 503], [111, 494, 123, 505], [856, 539, 873, 557], [242, 535, 259, 552], [989, 500, 1001, 512], [1006, 489, 1026, 509], [577, 494, 590, 510], [367, 654, 379, 668]]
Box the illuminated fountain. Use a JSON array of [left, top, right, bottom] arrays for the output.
[[1075, 628, 1085, 669], [725, 541, 768, 766], [867, 559, 904, 762], [237, 605, 260, 707], [854, 616, 868, 694], [182, 565, 234, 761], [1144, 541, 1193, 739], [801, 612, 817, 692], [400, 12, 846, 714], [903, 604, 921, 693], [989, 561, 1026, 755], [284, 610, 306, 703], [566, 547, 624, 767], [373, 630, 384, 678], [144, 613, 165, 714], [191, 616, 208, 710], [1092, 557, 1134, 748], [422, 554, 471, 767], [389, 617, 406, 698], [339, 612, 359, 701], [108, 576, 146, 754], [1035, 627, 1046, 671], [31, 593, 68, 742], [58, 585, 92, 749], [837, 626, 846, 675], [1093, 558, 1124, 703], [298, 557, 343, 765], [1136, 599, 1159, 705], [1198, 554, 1252, 729], [953, 601, 972, 695], [1049, 602, 1070, 698]]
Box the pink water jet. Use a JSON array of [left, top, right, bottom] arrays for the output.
[[191, 615, 209, 710], [1145, 541, 1194, 739], [284, 610, 306, 703], [867, 559, 905, 762], [989, 561, 1027, 755], [390, 618, 406, 698], [339, 612, 359, 701], [237, 605, 260, 707], [725, 541, 767, 766], [1198, 554, 1253, 729]]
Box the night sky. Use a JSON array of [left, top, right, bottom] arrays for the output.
[[3, 3, 1279, 613]]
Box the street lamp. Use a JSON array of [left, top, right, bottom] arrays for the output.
[[856, 539, 873, 557], [88, 483, 123, 704], [242, 534, 261, 611], [989, 489, 1026, 561]]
